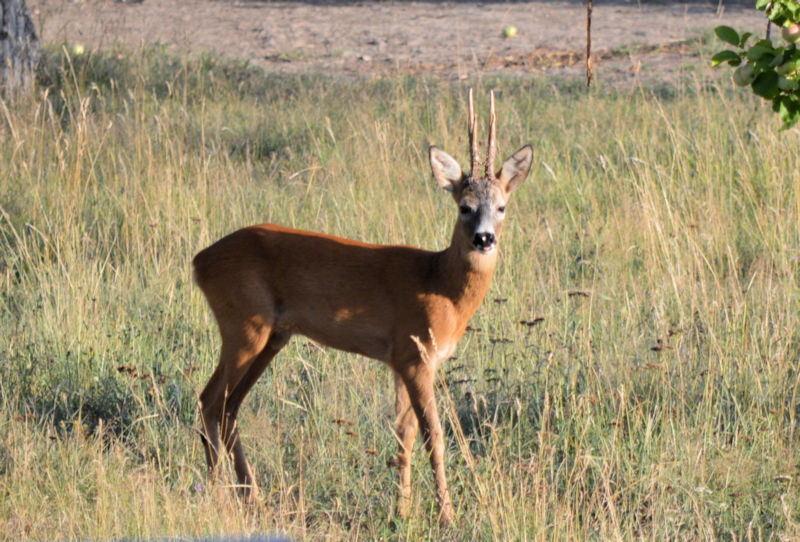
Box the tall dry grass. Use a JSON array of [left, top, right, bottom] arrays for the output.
[[1, 43, 800, 539]]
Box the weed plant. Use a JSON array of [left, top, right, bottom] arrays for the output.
[[1, 44, 799, 539]]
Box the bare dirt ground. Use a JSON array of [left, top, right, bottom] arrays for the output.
[[29, 0, 766, 86]]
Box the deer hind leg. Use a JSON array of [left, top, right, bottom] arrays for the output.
[[393, 371, 419, 519], [222, 331, 291, 497], [397, 362, 455, 525], [198, 315, 272, 494]]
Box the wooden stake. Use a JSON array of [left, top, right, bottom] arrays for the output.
[[586, 0, 593, 87]]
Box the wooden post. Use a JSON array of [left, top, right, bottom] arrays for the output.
[[586, 0, 593, 87], [0, 0, 41, 96]]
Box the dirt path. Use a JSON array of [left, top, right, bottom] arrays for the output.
[[30, 0, 766, 85]]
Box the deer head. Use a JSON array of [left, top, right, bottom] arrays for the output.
[[429, 89, 533, 255]]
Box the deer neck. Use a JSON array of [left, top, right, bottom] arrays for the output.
[[435, 223, 498, 313]]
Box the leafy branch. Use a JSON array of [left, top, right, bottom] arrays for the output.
[[712, 0, 800, 129]]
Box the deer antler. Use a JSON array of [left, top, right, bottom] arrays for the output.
[[486, 90, 497, 179], [468, 88, 480, 178]]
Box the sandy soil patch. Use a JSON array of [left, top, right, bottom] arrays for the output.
[[30, 0, 767, 85]]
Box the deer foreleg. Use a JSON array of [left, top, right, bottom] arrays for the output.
[[398, 363, 455, 525], [393, 372, 419, 519]]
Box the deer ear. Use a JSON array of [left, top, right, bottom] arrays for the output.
[[429, 146, 464, 193], [497, 145, 533, 194]]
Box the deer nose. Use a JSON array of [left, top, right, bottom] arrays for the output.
[[472, 232, 496, 252]]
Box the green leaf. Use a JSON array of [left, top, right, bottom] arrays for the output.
[[788, 2, 800, 23], [715, 26, 740, 46], [770, 49, 786, 67], [778, 76, 798, 91], [746, 42, 775, 65], [746, 45, 769, 60], [752, 70, 779, 99], [747, 43, 776, 62], [777, 95, 800, 129], [772, 14, 790, 27], [739, 32, 753, 47], [711, 50, 742, 67]]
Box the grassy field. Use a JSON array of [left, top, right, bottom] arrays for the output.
[[1, 43, 800, 540]]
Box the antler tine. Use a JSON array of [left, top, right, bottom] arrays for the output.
[[486, 90, 497, 179], [468, 88, 480, 177]]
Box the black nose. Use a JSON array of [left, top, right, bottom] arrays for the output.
[[472, 232, 496, 250]]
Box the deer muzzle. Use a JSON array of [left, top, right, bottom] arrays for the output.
[[472, 232, 497, 253]]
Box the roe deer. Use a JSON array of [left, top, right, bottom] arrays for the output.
[[193, 89, 533, 524]]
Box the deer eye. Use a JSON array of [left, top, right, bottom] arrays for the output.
[[459, 204, 473, 215], [497, 206, 506, 213]]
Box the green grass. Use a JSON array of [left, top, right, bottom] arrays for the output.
[[1, 43, 800, 539]]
